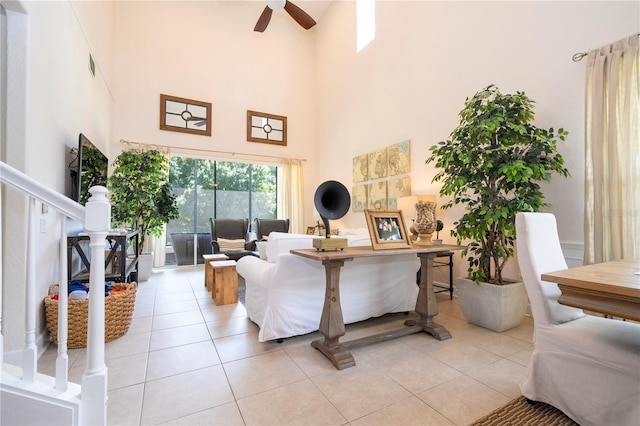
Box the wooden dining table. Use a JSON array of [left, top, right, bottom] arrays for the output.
[[541, 259, 640, 321]]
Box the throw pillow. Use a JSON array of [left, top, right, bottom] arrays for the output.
[[217, 238, 245, 252]]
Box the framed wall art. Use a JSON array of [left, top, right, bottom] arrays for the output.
[[387, 177, 411, 209], [387, 140, 411, 176], [352, 154, 368, 183], [368, 181, 387, 210], [368, 148, 388, 179], [351, 184, 368, 212], [160, 94, 212, 136], [353, 141, 411, 211], [247, 110, 287, 146], [365, 209, 412, 250]]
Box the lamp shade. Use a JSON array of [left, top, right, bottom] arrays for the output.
[[397, 196, 417, 220]]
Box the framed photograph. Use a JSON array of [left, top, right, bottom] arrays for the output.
[[160, 94, 212, 136], [365, 209, 412, 250], [247, 110, 287, 146]]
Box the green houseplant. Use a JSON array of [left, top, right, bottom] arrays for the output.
[[108, 149, 179, 279], [426, 85, 569, 331]]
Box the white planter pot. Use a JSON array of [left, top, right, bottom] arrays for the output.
[[136, 252, 154, 282], [456, 277, 528, 332]]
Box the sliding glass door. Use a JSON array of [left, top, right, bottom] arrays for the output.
[[167, 155, 277, 265]]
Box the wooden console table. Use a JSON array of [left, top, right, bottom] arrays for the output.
[[290, 244, 465, 370]]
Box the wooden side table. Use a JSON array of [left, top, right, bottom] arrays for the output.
[[203, 254, 229, 292], [212, 260, 238, 305]]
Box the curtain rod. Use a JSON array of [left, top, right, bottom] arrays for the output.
[[119, 139, 306, 162], [572, 32, 640, 62]]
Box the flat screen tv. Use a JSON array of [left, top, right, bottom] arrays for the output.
[[71, 133, 109, 205]]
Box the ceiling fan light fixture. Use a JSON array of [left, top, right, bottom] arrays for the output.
[[267, 0, 286, 10]]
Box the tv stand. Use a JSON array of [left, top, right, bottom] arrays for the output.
[[67, 230, 139, 283]]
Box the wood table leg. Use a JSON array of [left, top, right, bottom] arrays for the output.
[[404, 252, 452, 340], [311, 258, 356, 369]]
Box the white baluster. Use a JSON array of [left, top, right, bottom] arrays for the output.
[[56, 216, 69, 391], [0, 182, 3, 367], [22, 197, 37, 382], [79, 186, 110, 426]]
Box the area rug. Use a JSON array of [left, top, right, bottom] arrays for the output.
[[470, 396, 578, 426]]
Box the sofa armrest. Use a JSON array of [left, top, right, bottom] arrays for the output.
[[237, 255, 275, 284]]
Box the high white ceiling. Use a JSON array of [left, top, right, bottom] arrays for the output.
[[294, 0, 334, 20]]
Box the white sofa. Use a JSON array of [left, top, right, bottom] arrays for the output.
[[237, 231, 420, 342]]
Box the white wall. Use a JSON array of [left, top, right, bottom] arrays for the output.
[[1, 0, 115, 352], [111, 1, 320, 230], [315, 1, 639, 274]]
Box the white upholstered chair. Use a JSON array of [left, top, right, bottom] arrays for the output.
[[515, 212, 640, 426]]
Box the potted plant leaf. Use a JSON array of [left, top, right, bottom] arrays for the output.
[[426, 85, 569, 331], [108, 149, 179, 281]]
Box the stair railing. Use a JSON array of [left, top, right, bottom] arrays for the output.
[[0, 161, 109, 425]]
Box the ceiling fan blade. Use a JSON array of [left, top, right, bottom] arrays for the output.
[[284, 1, 316, 30], [254, 6, 273, 32]]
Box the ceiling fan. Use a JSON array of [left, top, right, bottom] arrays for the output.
[[254, 0, 317, 32]]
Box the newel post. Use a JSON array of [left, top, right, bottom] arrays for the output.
[[79, 186, 110, 426]]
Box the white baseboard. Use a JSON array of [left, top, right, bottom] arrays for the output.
[[3, 331, 51, 366]]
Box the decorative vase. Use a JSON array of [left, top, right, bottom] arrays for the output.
[[414, 201, 437, 245]]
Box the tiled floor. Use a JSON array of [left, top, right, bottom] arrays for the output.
[[38, 266, 534, 425]]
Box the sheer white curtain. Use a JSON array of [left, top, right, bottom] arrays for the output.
[[584, 34, 639, 263], [279, 159, 304, 233]]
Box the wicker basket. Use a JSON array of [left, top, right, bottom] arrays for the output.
[[44, 282, 137, 348]]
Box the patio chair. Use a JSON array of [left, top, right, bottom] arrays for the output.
[[255, 218, 290, 241], [210, 218, 257, 261]]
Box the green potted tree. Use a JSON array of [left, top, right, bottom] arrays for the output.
[[426, 85, 569, 331], [109, 149, 179, 281]]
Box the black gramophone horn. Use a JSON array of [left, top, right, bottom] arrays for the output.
[[314, 180, 351, 238]]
